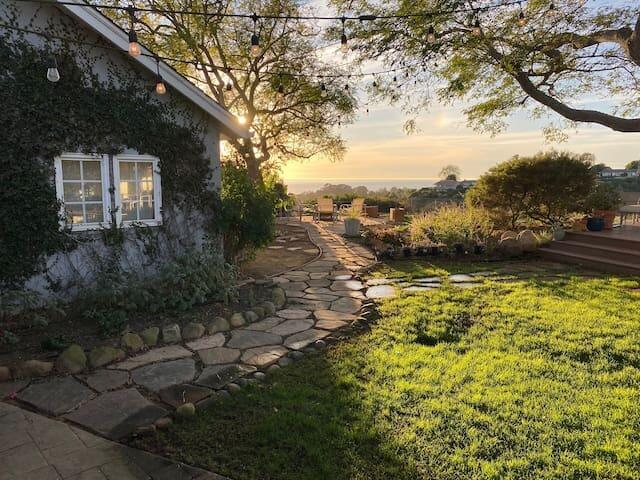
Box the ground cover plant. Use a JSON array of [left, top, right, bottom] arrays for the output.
[[139, 264, 640, 480]]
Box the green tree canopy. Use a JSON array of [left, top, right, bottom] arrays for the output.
[[332, 0, 640, 133], [466, 151, 596, 228], [117, 0, 356, 179], [626, 160, 640, 170], [439, 164, 461, 181]]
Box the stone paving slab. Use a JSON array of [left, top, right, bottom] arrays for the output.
[[17, 377, 96, 416], [268, 319, 314, 336], [131, 359, 197, 393], [81, 370, 129, 393], [112, 345, 192, 371], [65, 389, 167, 440], [284, 329, 330, 350], [226, 330, 283, 350], [276, 308, 311, 320], [159, 384, 213, 408], [196, 364, 257, 390], [244, 317, 284, 331], [198, 347, 241, 366], [0, 380, 28, 400], [241, 346, 289, 367], [315, 319, 348, 331], [185, 333, 225, 351], [313, 309, 357, 322], [365, 285, 396, 298], [330, 297, 362, 314]]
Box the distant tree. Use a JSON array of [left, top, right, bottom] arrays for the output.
[[591, 163, 610, 175], [466, 152, 596, 229], [439, 165, 462, 181], [626, 160, 640, 171]]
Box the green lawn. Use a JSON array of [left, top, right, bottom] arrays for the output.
[[142, 269, 640, 480]]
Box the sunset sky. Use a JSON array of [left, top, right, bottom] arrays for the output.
[[282, 0, 640, 183]]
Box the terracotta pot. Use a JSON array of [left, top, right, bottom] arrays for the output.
[[592, 210, 616, 230]]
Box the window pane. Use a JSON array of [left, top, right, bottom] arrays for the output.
[[62, 160, 81, 180], [83, 161, 102, 180], [65, 204, 84, 224], [121, 201, 135, 221], [138, 162, 153, 181], [84, 182, 102, 202], [63, 182, 83, 202], [139, 199, 154, 220], [119, 181, 137, 202], [119, 162, 136, 180], [85, 204, 104, 223]]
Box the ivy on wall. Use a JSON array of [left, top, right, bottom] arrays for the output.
[[0, 34, 214, 289]]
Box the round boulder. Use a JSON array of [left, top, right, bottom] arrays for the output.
[[517, 229, 538, 253], [182, 322, 205, 341], [498, 237, 523, 257], [207, 317, 230, 334], [271, 287, 287, 309], [140, 327, 160, 347], [55, 344, 87, 374], [121, 333, 144, 353], [230, 313, 246, 328]]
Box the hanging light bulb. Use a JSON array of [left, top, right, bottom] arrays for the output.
[[46, 56, 60, 82], [277, 83, 284, 98], [154, 57, 166, 94], [250, 13, 260, 57], [365, 108, 369, 116], [344, 83, 349, 91], [320, 82, 326, 92], [518, 7, 527, 27], [547, 2, 559, 18], [472, 17, 481, 36], [225, 82, 233, 92], [127, 6, 141, 57], [340, 17, 348, 54], [427, 25, 436, 44], [372, 79, 378, 88], [393, 75, 397, 82]]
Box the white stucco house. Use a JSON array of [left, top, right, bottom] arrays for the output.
[[598, 168, 638, 178], [1, 0, 249, 296]]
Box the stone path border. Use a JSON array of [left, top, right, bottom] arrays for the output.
[[1, 219, 378, 479]]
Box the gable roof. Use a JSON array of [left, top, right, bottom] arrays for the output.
[[56, 0, 249, 139]]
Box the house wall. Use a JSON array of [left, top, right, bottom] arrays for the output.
[[2, 1, 225, 298]]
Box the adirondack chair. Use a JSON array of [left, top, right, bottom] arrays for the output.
[[339, 197, 366, 217], [314, 197, 337, 222]]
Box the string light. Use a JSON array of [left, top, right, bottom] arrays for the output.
[[518, 3, 527, 26], [277, 83, 285, 98], [472, 17, 482, 36], [427, 25, 436, 44], [46, 55, 60, 82], [250, 13, 260, 57], [154, 57, 166, 94], [340, 17, 348, 54], [546, 2, 558, 18], [127, 5, 141, 57], [225, 82, 233, 91]]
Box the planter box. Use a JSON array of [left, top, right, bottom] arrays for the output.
[[390, 208, 405, 223], [365, 205, 379, 218], [344, 218, 361, 237]]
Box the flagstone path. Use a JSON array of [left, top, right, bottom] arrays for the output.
[[0, 219, 377, 479]]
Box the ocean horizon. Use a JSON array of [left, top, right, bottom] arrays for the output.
[[284, 178, 438, 194]]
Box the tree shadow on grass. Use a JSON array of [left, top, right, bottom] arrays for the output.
[[147, 350, 424, 480]]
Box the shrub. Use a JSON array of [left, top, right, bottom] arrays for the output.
[[217, 164, 278, 260], [410, 205, 494, 250], [81, 252, 237, 337], [466, 151, 596, 229], [584, 183, 622, 211]]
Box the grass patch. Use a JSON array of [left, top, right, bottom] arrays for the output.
[[141, 274, 640, 479]]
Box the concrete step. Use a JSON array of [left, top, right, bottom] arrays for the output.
[[565, 231, 640, 252], [538, 247, 640, 275], [548, 240, 640, 266]]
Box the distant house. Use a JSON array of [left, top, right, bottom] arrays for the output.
[[433, 179, 477, 190], [599, 168, 638, 178]]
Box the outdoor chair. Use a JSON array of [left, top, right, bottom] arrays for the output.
[[283, 197, 304, 222], [339, 197, 366, 217], [314, 197, 337, 222]]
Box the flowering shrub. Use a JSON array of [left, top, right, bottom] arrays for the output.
[[410, 205, 494, 251]]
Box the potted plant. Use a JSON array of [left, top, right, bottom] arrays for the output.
[[552, 223, 566, 241], [343, 206, 361, 237], [585, 183, 622, 230]]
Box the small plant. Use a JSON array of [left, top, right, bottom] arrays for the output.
[[0, 329, 20, 345], [344, 206, 361, 219], [584, 183, 622, 212], [41, 335, 70, 351]]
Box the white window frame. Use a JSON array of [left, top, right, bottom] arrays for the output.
[[113, 154, 163, 227], [54, 153, 110, 231]]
